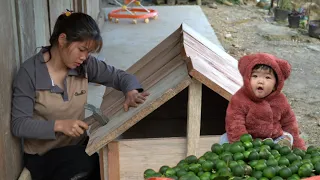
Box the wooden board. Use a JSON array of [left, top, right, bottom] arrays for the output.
[[33, 0, 50, 47], [112, 135, 220, 180], [181, 23, 243, 100], [0, 0, 23, 179], [15, 0, 37, 62], [48, 0, 73, 32], [86, 64, 192, 155]]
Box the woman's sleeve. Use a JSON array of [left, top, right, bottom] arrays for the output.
[[86, 56, 143, 94], [11, 67, 56, 139]]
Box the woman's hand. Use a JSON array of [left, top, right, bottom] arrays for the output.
[[123, 90, 150, 112], [54, 120, 89, 137]]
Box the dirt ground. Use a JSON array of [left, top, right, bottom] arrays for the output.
[[201, 3, 320, 147]]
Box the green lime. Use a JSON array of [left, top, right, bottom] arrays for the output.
[[315, 162, 320, 174], [249, 160, 259, 167], [293, 148, 306, 157], [288, 165, 299, 174], [248, 151, 260, 161], [202, 161, 214, 172], [222, 143, 231, 152], [165, 168, 176, 177], [240, 134, 253, 142], [278, 157, 290, 166], [259, 149, 271, 160], [307, 146, 317, 154], [216, 160, 227, 169], [185, 155, 198, 164], [311, 156, 320, 165], [247, 177, 257, 180], [252, 170, 263, 179], [237, 160, 246, 166], [144, 169, 156, 178], [252, 139, 263, 147], [198, 156, 206, 164], [286, 153, 298, 163], [271, 176, 283, 180], [255, 162, 267, 171], [209, 173, 218, 180], [279, 146, 292, 156], [218, 167, 232, 177], [263, 138, 275, 148], [231, 164, 245, 177], [278, 167, 292, 179], [298, 164, 313, 177], [159, 165, 170, 174], [263, 166, 276, 179], [176, 169, 188, 177], [233, 152, 245, 161], [243, 141, 254, 150], [152, 172, 162, 177], [229, 161, 239, 169], [273, 144, 282, 151], [266, 158, 278, 167], [211, 143, 224, 155], [230, 144, 245, 154], [188, 163, 201, 173]]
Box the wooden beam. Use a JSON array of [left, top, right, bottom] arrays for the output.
[[99, 147, 108, 180], [187, 78, 202, 156], [107, 142, 120, 180]]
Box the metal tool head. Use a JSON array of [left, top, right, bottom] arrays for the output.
[[84, 103, 110, 126]]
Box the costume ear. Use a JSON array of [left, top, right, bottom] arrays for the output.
[[238, 54, 254, 77], [277, 58, 291, 80]]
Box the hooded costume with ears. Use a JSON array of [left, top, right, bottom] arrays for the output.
[[225, 53, 306, 150]]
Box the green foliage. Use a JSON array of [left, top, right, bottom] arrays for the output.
[[278, 0, 292, 11]]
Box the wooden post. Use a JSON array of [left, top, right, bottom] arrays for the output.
[[99, 146, 109, 180], [107, 142, 120, 180], [186, 78, 202, 156]]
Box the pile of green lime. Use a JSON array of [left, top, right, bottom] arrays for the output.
[[144, 134, 320, 180]]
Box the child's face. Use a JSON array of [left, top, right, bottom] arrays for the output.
[[250, 68, 276, 99]]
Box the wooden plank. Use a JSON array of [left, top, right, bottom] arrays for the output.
[[187, 78, 202, 156], [107, 142, 120, 180], [0, 1, 23, 179], [84, 0, 100, 20], [100, 41, 183, 118], [33, 0, 50, 46], [48, 0, 73, 32], [99, 147, 108, 180], [15, 0, 36, 62], [102, 28, 182, 99], [117, 136, 220, 180], [182, 34, 242, 98], [180, 23, 243, 97], [86, 64, 192, 155]]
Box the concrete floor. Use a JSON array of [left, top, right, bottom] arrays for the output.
[[86, 5, 224, 116]]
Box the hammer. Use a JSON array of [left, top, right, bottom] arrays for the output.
[[83, 103, 110, 133]]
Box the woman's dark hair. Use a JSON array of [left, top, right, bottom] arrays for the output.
[[49, 11, 103, 53], [252, 64, 278, 83]]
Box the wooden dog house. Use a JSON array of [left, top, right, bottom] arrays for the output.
[[85, 23, 243, 180]]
